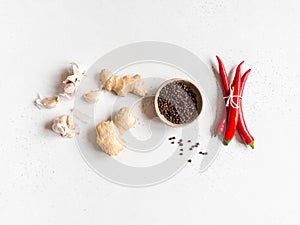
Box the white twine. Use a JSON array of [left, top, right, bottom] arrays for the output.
[[223, 86, 242, 108]]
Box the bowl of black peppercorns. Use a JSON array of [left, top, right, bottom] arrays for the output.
[[154, 78, 203, 127]]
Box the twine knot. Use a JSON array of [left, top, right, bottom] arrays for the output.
[[223, 86, 242, 108]]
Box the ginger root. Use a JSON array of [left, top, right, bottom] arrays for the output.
[[99, 69, 147, 97], [96, 107, 136, 156], [96, 121, 125, 156], [113, 107, 136, 134]]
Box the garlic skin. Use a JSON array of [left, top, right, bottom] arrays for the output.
[[52, 114, 76, 138], [71, 62, 86, 75], [35, 95, 61, 109], [62, 62, 87, 97], [113, 107, 136, 134], [83, 89, 102, 103]]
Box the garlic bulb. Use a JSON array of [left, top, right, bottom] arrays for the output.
[[83, 89, 102, 103], [62, 62, 87, 97], [52, 114, 76, 138], [113, 107, 136, 134], [35, 95, 61, 109]]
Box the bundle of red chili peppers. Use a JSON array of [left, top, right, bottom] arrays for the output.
[[215, 56, 254, 148]]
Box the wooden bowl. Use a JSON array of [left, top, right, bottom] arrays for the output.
[[154, 78, 203, 127]]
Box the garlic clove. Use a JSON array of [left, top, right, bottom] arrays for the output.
[[83, 90, 102, 103], [42, 97, 60, 108], [35, 95, 61, 109], [64, 82, 76, 94]]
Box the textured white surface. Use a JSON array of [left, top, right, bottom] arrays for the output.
[[1, 0, 300, 224]]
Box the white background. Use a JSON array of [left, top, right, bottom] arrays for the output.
[[1, 0, 300, 224]]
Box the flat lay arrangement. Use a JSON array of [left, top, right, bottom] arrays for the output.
[[2, 1, 299, 224], [34, 42, 255, 180]]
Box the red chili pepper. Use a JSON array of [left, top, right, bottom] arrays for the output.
[[215, 56, 255, 148], [215, 69, 249, 136], [223, 61, 243, 145], [237, 69, 255, 148], [215, 109, 227, 136], [216, 56, 230, 95], [215, 56, 230, 136]]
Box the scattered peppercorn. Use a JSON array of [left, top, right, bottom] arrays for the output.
[[167, 138, 202, 165], [199, 152, 208, 155]]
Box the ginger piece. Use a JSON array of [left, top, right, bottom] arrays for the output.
[[113, 107, 136, 134], [52, 114, 76, 138], [96, 107, 136, 156], [96, 121, 125, 156], [99, 68, 113, 84], [99, 69, 147, 97]]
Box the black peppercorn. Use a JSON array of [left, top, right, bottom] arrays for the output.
[[158, 81, 199, 124]]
